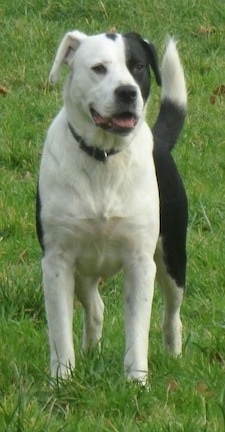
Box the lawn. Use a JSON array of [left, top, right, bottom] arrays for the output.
[[0, 0, 225, 430]]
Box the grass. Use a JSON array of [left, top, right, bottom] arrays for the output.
[[0, 0, 225, 430]]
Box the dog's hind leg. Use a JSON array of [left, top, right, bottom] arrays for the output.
[[155, 238, 185, 356], [42, 253, 75, 378], [75, 276, 104, 353]]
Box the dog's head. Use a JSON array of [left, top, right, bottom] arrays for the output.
[[49, 30, 161, 141]]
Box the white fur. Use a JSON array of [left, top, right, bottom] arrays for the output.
[[38, 31, 185, 383], [161, 39, 187, 106], [155, 238, 183, 355]]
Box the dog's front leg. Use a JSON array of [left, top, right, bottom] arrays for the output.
[[124, 254, 156, 384], [42, 254, 75, 378]]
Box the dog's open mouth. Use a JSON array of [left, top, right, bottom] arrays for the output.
[[90, 108, 139, 134]]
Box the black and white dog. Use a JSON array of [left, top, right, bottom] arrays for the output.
[[36, 30, 187, 384]]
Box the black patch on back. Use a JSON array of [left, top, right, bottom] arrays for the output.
[[153, 101, 188, 287], [152, 99, 186, 152], [36, 181, 45, 253], [123, 32, 161, 103], [154, 147, 188, 287], [105, 33, 117, 41]]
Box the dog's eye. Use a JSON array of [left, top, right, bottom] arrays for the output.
[[133, 63, 144, 72], [91, 64, 107, 75]]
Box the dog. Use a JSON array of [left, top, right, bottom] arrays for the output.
[[36, 30, 188, 384]]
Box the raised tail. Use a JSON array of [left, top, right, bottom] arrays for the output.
[[152, 39, 187, 151]]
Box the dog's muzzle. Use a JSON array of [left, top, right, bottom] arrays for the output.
[[90, 84, 139, 135]]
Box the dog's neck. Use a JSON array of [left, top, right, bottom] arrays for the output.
[[68, 123, 121, 163]]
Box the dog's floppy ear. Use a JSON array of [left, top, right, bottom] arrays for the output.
[[49, 30, 87, 84], [143, 40, 162, 86]]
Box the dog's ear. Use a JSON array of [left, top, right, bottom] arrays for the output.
[[49, 30, 87, 84], [143, 40, 162, 86]]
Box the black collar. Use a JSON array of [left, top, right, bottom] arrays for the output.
[[68, 123, 120, 163]]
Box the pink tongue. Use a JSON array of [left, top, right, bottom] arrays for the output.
[[93, 110, 136, 128], [112, 116, 135, 128]]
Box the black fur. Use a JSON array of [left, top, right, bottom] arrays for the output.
[[36, 182, 44, 252], [153, 102, 187, 287], [123, 32, 161, 103], [105, 33, 118, 41]]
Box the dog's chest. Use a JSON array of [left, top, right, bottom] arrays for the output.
[[51, 163, 154, 277], [41, 134, 159, 278], [57, 194, 133, 277]]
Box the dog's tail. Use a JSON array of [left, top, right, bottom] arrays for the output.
[[152, 39, 187, 151]]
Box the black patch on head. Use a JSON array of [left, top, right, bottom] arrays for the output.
[[123, 32, 161, 103], [105, 33, 117, 41]]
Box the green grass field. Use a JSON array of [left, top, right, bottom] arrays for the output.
[[1, 0, 225, 430]]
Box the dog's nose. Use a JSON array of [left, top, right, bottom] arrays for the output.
[[115, 85, 137, 103]]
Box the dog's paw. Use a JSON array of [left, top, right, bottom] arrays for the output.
[[126, 374, 151, 392]]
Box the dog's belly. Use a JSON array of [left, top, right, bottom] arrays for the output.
[[74, 216, 126, 278], [55, 213, 146, 279], [76, 245, 122, 278]]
